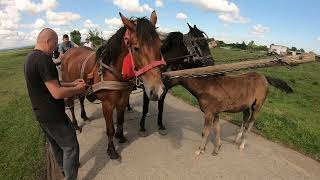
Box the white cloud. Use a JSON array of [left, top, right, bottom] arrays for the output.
[[155, 0, 164, 7], [317, 37, 320, 41], [105, 17, 123, 29], [176, 12, 188, 20], [83, 19, 98, 28], [179, 0, 249, 24], [113, 0, 153, 13], [102, 30, 116, 39], [218, 13, 249, 24], [0, 5, 21, 30], [251, 24, 270, 37], [33, 18, 46, 29], [14, 0, 57, 14], [46, 11, 81, 26]]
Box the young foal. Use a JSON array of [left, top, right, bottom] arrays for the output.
[[139, 24, 214, 136], [163, 72, 287, 155]]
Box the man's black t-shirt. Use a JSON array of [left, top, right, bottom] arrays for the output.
[[24, 49, 65, 122]]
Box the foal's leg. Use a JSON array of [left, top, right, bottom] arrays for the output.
[[80, 97, 89, 121], [239, 106, 261, 150], [102, 102, 119, 159], [139, 91, 149, 137], [212, 114, 222, 156], [235, 108, 250, 144], [195, 112, 213, 155], [157, 90, 168, 135], [66, 98, 82, 132], [115, 104, 127, 143]]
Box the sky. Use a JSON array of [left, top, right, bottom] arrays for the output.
[[0, 0, 319, 53]]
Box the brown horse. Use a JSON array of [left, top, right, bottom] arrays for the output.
[[163, 72, 288, 156], [61, 11, 165, 159]]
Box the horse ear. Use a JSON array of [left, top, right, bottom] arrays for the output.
[[187, 23, 192, 30], [194, 25, 197, 29], [150, 10, 157, 26], [119, 12, 135, 31]]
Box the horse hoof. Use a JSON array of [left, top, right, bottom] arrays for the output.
[[107, 149, 120, 160], [127, 107, 133, 111], [138, 130, 148, 137], [158, 129, 168, 136], [211, 151, 219, 156], [83, 117, 90, 121], [75, 127, 82, 134]]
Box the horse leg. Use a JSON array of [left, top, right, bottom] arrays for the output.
[[115, 104, 127, 143], [212, 114, 222, 156], [126, 98, 132, 111], [139, 91, 149, 137], [195, 112, 213, 155], [80, 97, 89, 121], [158, 90, 168, 135], [102, 102, 119, 159], [66, 98, 82, 132], [239, 105, 262, 150], [235, 108, 250, 144]]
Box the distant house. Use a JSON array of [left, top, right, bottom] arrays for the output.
[[268, 44, 288, 56]]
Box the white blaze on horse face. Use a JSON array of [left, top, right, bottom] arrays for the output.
[[142, 76, 165, 101]]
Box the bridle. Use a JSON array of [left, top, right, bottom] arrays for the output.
[[123, 29, 166, 77]]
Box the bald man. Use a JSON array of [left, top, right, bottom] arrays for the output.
[[24, 28, 86, 180]]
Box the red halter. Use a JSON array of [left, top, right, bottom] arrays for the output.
[[122, 29, 166, 80]]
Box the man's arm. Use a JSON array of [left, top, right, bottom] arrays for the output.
[[45, 80, 86, 99], [60, 79, 84, 87]]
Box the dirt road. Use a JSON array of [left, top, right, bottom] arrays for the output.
[[70, 91, 320, 180]]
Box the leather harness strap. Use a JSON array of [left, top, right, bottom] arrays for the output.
[[80, 52, 96, 80]]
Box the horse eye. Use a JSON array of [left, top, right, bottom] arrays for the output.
[[133, 47, 139, 52]]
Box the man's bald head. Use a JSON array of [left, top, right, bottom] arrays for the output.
[[37, 28, 57, 43], [35, 28, 58, 54]]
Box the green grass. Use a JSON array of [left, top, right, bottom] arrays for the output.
[[172, 48, 320, 160], [0, 48, 45, 179], [211, 47, 268, 64]]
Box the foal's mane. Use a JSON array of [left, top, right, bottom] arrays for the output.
[[96, 17, 158, 65]]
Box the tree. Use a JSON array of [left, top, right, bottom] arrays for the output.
[[70, 30, 81, 45], [239, 41, 247, 50], [88, 29, 104, 46], [248, 40, 257, 50], [290, 47, 297, 51], [299, 48, 305, 53]]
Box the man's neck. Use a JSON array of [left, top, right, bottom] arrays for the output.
[[34, 45, 50, 55]]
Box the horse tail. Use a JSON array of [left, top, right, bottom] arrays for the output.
[[265, 75, 293, 94]]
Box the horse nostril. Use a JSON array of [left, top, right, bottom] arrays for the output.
[[149, 88, 159, 101]]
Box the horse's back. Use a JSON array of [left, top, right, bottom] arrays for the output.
[[61, 47, 96, 82]]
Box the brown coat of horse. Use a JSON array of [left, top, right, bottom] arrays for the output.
[[61, 11, 165, 160], [164, 72, 282, 155]]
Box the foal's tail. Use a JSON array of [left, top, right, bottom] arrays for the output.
[[266, 76, 293, 93]]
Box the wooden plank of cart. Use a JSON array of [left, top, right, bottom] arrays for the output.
[[163, 53, 319, 79]]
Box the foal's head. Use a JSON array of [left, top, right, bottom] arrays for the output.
[[120, 11, 165, 100]]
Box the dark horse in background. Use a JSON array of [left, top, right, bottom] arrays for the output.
[[62, 11, 165, 159], [138, 24, 293, 137], [137, 23, 214, 136]]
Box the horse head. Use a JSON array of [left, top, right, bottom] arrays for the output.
[[120, 11, 165, 101]]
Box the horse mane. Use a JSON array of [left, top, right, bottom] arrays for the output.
[[161, 32, 184, 52], [96, 17, 158, 65]]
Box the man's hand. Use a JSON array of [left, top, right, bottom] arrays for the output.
[[74, 80, 86, 94], [72, 79, 85, 86]]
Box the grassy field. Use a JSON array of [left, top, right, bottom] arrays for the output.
[[172, 47, 320, 160], [212, 47, 268, 64], [0, 48, 45, 179]]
